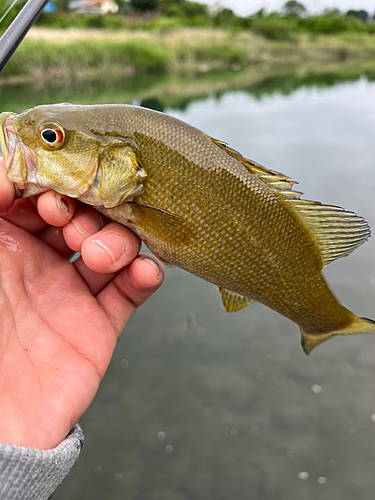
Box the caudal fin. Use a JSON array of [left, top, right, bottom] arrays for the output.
[[301, 316, 375, 355]]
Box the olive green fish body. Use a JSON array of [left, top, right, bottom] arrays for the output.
[[1, 104, 374, 353], [105, 138, 347, 331]]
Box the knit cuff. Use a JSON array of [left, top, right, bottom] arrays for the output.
[[0, 424, 84, 500]]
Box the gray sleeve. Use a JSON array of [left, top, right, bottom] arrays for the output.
[[0, 424, 84, 500]]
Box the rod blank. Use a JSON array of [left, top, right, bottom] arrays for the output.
[[0, 0, 48, 73]]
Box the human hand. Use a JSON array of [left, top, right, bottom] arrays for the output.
[[0, 158, 164, 450]]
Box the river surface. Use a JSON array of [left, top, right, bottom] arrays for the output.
[[4, 73, 375, 499]]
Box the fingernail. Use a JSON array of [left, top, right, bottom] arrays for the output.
[[72, 211, 104, 238], [92, 232, 126, 264], [138, 255, 164, 278], [55, 193, 73, 220]]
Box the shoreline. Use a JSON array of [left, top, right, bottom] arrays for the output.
[[2, 28, 375, 87]]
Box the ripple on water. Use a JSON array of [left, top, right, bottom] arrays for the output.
[[311, 384, 322, 394], [297, 471, 309, 480]]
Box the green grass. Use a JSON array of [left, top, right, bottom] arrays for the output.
[[182, 45, 248, 65], [3, 28, 375, 86], [251, 17, 297, 41], [4, 38, 172, 78]]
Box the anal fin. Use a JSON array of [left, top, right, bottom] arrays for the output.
[[219, 287, 254, 313]]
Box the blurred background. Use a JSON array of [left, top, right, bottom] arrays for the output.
[[1, 1, 375, 499]]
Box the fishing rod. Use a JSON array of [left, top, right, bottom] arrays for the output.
[[0, 0, 48, 73]]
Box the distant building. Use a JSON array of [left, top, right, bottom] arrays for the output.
[[69, 0, 119, 14], [44, 2, 56, 12]]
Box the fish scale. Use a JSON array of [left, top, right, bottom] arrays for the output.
[[1, 103, 374, 354], [123, 134, 348, 325]]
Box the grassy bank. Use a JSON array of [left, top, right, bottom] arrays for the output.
[[2, 28, 375, 87]]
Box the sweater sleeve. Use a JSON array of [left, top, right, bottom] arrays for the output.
[[0, 424, 84, 500]]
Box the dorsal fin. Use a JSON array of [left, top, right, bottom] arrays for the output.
[[212, 137, 302, 199], [290, 201, 370, 266], [212, 138, 371, 267]]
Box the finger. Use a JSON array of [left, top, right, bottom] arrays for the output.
[[38, 226, 77, 260], [63, 209, 106, 252], [81, 222, 141, 274], [73, 256, 117, 296], [0, 158, 15, 213], [37, 191, 77, 227], [96, 254, 164, 335]]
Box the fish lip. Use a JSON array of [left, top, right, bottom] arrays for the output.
[[0, 113, 25, 192], [0, 112, 44, 197], [0, 112, 16, 164]]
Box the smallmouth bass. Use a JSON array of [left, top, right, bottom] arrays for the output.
[[0, 103, 374, 354]]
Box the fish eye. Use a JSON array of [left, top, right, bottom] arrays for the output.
[[39, 124, 65, 148]]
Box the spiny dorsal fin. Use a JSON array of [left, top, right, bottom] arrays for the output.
[[212, 138, 370, 267], [212, 137, 302, 199], [219, 287, 254, 313]]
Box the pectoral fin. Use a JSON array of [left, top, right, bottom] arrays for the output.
[[131, 203, 196, 246], [219, 287, 254, 313]]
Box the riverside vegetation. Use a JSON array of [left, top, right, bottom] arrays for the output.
[[2, 0, 375, 87], [2, 27, 375, 87]]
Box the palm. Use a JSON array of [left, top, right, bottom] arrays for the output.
[[0, 220, 114, 449], [0, 160, 163, 450]]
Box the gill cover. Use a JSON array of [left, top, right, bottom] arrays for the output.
[[1, 109, 147, 207]]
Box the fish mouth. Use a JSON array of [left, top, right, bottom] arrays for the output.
[[0, 112, 46, 198], [0, 113, 16, 165]]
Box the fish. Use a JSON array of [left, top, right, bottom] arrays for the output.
[[0, 103, 374, 354]]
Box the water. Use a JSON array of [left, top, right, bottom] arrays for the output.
[[4, 73, 375, 499]]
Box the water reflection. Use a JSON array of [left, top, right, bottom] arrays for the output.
[[9, 71, 373, 500], [3, 59, 375, 114]]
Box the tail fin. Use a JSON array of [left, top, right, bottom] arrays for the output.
[[301, 316, 375, 355]]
